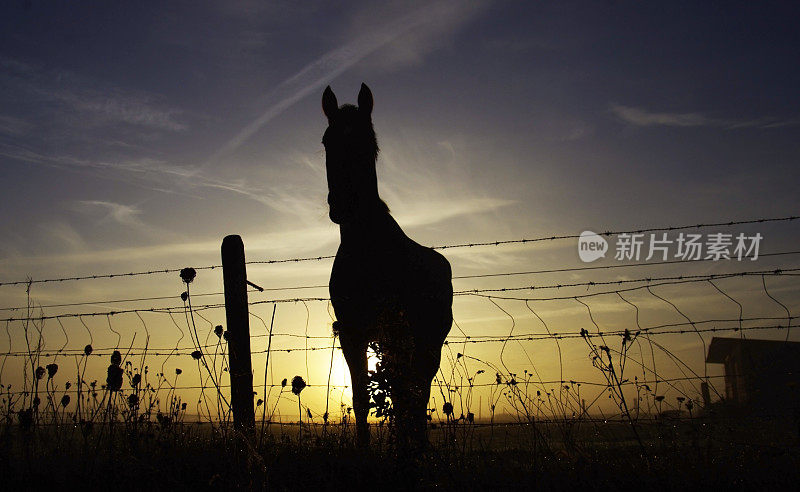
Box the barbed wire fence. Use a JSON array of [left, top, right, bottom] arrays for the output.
[[0, 215, 798, 434]]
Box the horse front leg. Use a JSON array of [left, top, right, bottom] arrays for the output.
[[339, 330, 370, 448], [411, 339, 446, 453]]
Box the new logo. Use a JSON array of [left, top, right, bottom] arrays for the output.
[[578, 231, 608, 263]]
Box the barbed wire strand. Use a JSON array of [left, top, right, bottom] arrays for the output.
[[2, 267, 796, 323], [2, 215, 795, 287], [3, 250, 797, 312]]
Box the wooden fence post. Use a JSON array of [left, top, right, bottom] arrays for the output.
[[701, 380, 711, 409], [222, 235, 255, 432]]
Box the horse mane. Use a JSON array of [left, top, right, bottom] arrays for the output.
[[323, 103, 387, 214]]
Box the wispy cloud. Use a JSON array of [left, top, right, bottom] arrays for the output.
[[0, 114, 33, 136], [395, 197, 515, 229], [53, 90, 186, 131], [2, 224, 336, 271], [76, 200, 145, 228], [610, 103, 799, 129], [4, 192, 514, 276], [349, 0, 486, 71], [0, 57, 185, 132], [4, 209, 513, 297], [37, 221, 87, 252], [0, 142, 323, 215], [209, 0, 484, 162], [0, 144, 182, 181], [68, 200, 181, 244]]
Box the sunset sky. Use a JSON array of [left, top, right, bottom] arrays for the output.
[[1, 1, 799, 420]]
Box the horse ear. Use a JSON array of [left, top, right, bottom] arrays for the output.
[[358, 83, 373, 117], [322, 86, 338, 120]]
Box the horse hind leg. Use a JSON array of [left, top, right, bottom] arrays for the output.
[[412, 334, 447, 451], [388, 339, 439, 455], [339, 330, 370, 448]]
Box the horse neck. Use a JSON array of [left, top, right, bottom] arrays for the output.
[[333, 151, 406, 249], [338, 208, 407, 251]]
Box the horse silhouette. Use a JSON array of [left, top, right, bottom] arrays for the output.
[[322, 83, 453, 451]]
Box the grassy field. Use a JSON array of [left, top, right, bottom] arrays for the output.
[[2, 409, 798, 490]]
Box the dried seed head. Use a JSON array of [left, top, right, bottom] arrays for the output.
[[291, 376, 306, 395], [46, 363, 58, 379], [127, 394, 139, 409], [107, 365, 123, 392], [180, 267, 196, 284]]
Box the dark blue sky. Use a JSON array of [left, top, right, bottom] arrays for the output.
[[1, 0, 798, 280]]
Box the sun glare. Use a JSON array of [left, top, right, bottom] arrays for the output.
[[330, 343, 380, 388]]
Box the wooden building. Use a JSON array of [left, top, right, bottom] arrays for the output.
[[706, 337, 800, 409]]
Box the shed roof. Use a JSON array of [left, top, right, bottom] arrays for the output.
[[706, 337, 800, 364]]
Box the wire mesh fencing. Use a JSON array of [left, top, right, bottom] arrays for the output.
[[1, 215, 798, 435]]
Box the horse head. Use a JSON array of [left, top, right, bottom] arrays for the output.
[[322, 83, 385, 225]]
